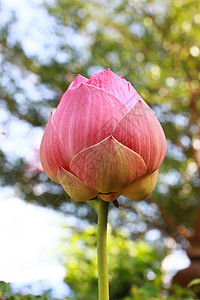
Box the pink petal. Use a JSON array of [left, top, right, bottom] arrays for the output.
[[70, 136, 147, 193], [87, 68, 144, 109], [120, 170, 159, 201], [112, 100, 167, 173], [40, 112, 69, 183], [53, 83, 127, 163], [68, 74, 88, 89], [57, 166, 98, 202]]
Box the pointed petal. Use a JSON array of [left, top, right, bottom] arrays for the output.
[[120, 170, 159, 201], [70, 136, 147, 193], [40, 112, 69, 183], [53, 83, 127, 162], [87, 68, 145, 109], [57, 167, 98, 202], [112, 100, 167, 173], [68, 74, 88, 89], [98, 192, 119, 202]]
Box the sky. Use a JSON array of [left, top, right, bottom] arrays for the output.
[[0, 192, 69, 298]]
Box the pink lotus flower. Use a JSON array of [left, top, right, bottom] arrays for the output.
[[40, 69, 166, 202]]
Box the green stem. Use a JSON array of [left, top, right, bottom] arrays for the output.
[[97, 199, 109, 300]]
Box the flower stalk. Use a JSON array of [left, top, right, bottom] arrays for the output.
[[97, 199, 109, 300]]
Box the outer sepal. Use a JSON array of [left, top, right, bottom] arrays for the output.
[[57, 166, 98, 202], [120, 170, 159, 201]]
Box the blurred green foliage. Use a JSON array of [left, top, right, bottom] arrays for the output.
[[0, 280, 196, 300], [0, 281, 58, 300], [60, 226, 195, 299]]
